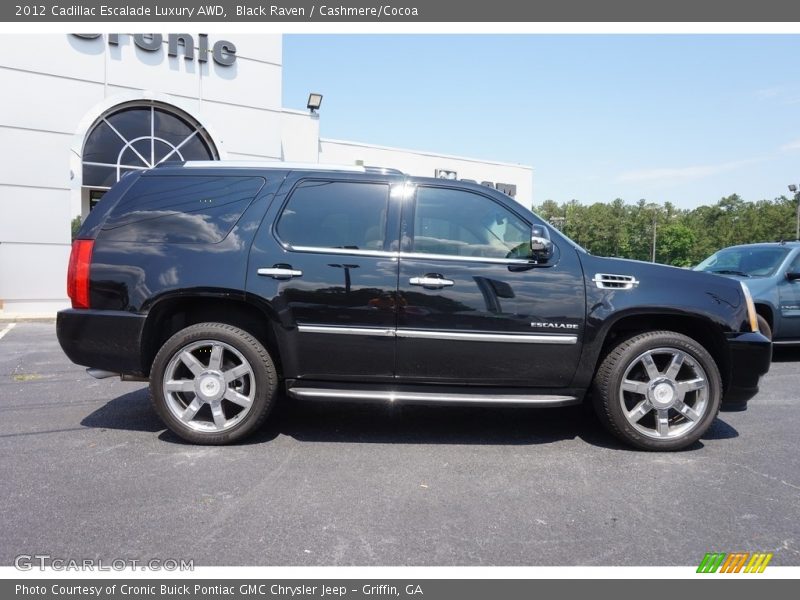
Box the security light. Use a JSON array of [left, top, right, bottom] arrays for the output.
[[789, 184, 797, 193], [307, 93, 323, 113]]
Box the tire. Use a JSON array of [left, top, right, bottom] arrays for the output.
[[592, 331, 722, 451], [149, 323, 277, 445], [756, 314, 772, 341]]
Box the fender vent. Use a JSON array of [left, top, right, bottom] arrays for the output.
[[592, 273, 639, 290]]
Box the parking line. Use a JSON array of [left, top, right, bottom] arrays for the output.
[[0, 323, 16, 341]]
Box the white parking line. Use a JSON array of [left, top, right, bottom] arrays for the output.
[[0, 322, 16, 340]]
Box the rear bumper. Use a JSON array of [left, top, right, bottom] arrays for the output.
[[56, 309, 147, 376], [722, 331, 772, 408]]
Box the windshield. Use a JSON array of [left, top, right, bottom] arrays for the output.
[[694, 246, 790, 278]]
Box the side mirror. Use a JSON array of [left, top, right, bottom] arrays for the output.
[[530, 224, 553, 263], [787, 270, 800, 281]]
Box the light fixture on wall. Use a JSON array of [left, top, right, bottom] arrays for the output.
[[307, 93, 323, 114]]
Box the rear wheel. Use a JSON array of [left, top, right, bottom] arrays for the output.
[[592, 331, 721, 451], [150, 323, 277, 444]]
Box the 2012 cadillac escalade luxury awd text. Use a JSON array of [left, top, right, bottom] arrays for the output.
[[57, 162, 772, 450]]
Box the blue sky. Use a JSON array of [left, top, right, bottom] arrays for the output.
[[282, 34, 800, 209]]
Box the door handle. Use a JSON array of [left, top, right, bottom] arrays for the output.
[[410, 275, 455, 288], [258, 267, 303, 280]]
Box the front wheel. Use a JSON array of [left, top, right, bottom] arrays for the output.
[[756, 314, 772, 341], [592, 331, 722, 451], [150, 323, 277, 445]]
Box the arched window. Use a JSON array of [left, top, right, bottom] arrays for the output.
[[82, 102, 218, 189]]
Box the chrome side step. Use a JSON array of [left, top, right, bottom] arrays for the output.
[[287, 386, 580, 407]]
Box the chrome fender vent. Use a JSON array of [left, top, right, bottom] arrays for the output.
[[592, 273, 639, 290]]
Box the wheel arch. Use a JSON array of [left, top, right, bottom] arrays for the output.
[[588, 311, 730, 395], [753, 302, 774, 331], [140, 292, 284, 378]]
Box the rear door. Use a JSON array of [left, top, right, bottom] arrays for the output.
[[247, 171, 403, 381], [396, 183, 585, 386]]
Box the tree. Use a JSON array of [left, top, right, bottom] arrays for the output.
[[657, 223, 695, 266], [534, 193, 790, 266]]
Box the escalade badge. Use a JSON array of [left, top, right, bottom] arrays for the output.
[[531, 322, 579, 329]]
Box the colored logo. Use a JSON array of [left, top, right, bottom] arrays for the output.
[[697, 552, 773, 573]]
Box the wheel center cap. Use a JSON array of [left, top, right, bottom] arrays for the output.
[[651, 382, 675, 407], [196, 371, 224, 402]]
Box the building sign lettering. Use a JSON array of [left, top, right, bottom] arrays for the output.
[[435, 169, 517, 198], [71, 33, 237, 66]]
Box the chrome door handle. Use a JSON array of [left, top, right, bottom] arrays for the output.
[[258, 267, 303, 280], [410, 276, 454, 288]]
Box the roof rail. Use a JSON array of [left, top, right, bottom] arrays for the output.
[[157, 160, 405, 175], [176, 160, 368, 172], [363, 166, 405, 175]]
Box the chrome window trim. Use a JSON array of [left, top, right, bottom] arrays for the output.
[[398, 252, 535, 266], [289, 245, 397, 259], [297, 325, 577, 345], [284, 245, 537, 266]]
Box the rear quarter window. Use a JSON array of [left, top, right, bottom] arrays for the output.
[[100, 175, 265, 244]]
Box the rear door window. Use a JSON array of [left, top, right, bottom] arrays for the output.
[[276, 180, 390, 251]]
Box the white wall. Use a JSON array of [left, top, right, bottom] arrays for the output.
[[319, 138, 534, 209], [0, 33, 290, 313]]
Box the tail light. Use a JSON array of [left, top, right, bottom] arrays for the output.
[[67, 239, 94, 309]]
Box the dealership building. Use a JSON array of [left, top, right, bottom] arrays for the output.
[[0, 34, 533, 315]]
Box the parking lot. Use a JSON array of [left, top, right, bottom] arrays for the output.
[[1, 321, 798, 566]]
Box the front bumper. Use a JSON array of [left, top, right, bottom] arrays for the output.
[[722, 331, 772, 408], [56, 309, 147, 376]]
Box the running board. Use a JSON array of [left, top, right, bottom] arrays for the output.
[[287, 386, 580, 407]]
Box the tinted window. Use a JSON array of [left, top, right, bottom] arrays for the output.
[[695, 246, 791, 278], [412, 187, 531, 259], [101, 175, 265, 244], [277, 181, 390, 251], [788, 253, 800, 273]]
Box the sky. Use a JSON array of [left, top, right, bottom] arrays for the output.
[[282, 34, 800, 209]]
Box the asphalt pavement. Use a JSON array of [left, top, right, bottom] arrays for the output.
[[1, 322, 798, 566]]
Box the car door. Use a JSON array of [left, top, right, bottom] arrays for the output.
[[396, 182, 585, 387], [777, 250, 800, 339], [247, 172, 403, 381]]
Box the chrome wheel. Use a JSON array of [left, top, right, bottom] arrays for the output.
[[619, 347, 709, 440], [162, 339, 255, 433]]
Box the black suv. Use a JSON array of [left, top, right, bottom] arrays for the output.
[[57, 162, 771, 450]]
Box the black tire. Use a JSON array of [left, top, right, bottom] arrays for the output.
[[592, 330, 722, 451], [149, 323, 277, 445], [756, 314, 772, 341]]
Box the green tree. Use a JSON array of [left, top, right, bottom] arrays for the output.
[[657, 223, 695, 266]]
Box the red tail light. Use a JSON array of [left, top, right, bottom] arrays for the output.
[[67, 239, 94, 309]]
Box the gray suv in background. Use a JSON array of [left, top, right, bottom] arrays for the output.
[[694, 241, 800, 344]]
